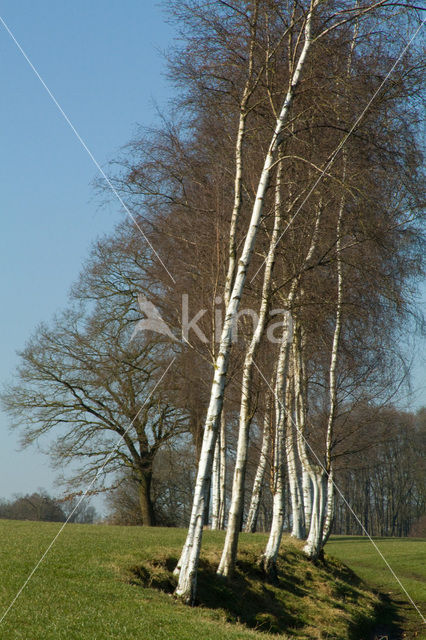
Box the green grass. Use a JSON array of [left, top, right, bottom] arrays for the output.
[[327, 536, 426, 637], [0, 521, 422, 639]]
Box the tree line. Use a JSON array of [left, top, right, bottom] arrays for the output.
[[0, 492, 97, 524], [2, 0, 424, 606], [105, 406, 425, 540]]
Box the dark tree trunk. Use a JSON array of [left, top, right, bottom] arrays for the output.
[[139, 471, 155, 526], [203, 475, 211, 527]]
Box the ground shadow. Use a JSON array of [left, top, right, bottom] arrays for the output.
[[350, 593, 404, 640], [323, 559, 404, 640], [195, 556, 304, 633], [128, 552, 406, 638]]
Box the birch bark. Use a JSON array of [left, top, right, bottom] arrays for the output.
[[211, 411, 226, 530], [322, 468, 334, 544], [260, 318, 293, 576], [294, 325, 314, 538], [320, 177, 345, 549], [245, 400, 272, 533], [286, 394, 305, 539], [303, 467, 327, 559], [302, 467, 313, 533], [211, 435, 221, 530], [304, 13, 358, 557], [218, 411, 227, 529]]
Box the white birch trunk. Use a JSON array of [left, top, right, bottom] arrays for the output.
[[302, 468, 313, 533], [303, 469, 318, 557], [286, 404, 305, 539], [293, 343, 311, 534], [293, 324, 325, 558], [304, 179, 345, 560], [211, 8, 259, 533], [319, 190, 344, 552], [245, 404, 271, 533], [260, 324, 292, 576], [210, 435, 221, 530], [320, 22, 358, 552], [303, 468, 327, 559], [294, 330, 313, 537], [208, 63, 247, 537], [321, 152, 347, 543], [322, 468, 334, 544], [223, 2, 259, 309], [304, 18, 357, 558], [175, 1, 317, 603], [217, 157, 283, 577], [290, 208, 323, 551], [211, 412, 226, 530], [218, 411, 226, 529]]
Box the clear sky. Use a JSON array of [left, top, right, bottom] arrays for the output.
[[0, 1, 174, 508], [0, 2, 425, 511]]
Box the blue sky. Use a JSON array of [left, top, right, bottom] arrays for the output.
[[0, 1, 174, 508], [0, 1, 425, 512]]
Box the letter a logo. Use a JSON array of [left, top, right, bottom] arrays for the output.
[[131, 293, 176, 341]]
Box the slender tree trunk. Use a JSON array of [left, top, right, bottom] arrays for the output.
[[260, 199, 322, 574], [260, 321, 293, 577], [211, 4, 259, 534], [305, 177, 345, 560], [217, 157, 284, 577], [245, 401, 272, 533], [222, 1, 259, 309], [294, 327, 314, 541], [322, 468, 334, 545], [364, 478, 369, 534], [218, 411, 227, 529], [321, 15, 360, 549], [303, 467, 327, 560], [293, 323, 324, 558], [320, 163, 345, 551], [286, 397, 305, 539], [175, 1, 317, 603], [211, 439, 220, 530], [302, 468, 313, 533], [211, 412, 226, 530]]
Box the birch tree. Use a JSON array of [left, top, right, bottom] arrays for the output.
[[217, 156, 285, 576], [174, 0, 319, 603], [260, 198, 322, 574], [210, 0, 262, 530], [303, 193, 344, 559], [245, 396, 272, 532]]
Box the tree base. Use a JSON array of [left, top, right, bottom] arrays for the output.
[[303, 544, 325, 564], [259, 554, 278, 582], [174, 586, 194, 606]]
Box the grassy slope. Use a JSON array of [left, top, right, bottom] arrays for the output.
[[0, 521, 420, 640], [326, 536, 426, 637]]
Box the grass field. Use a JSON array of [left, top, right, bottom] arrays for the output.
[[0, 521, 424, 639], [326, 536, 426, 637]]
